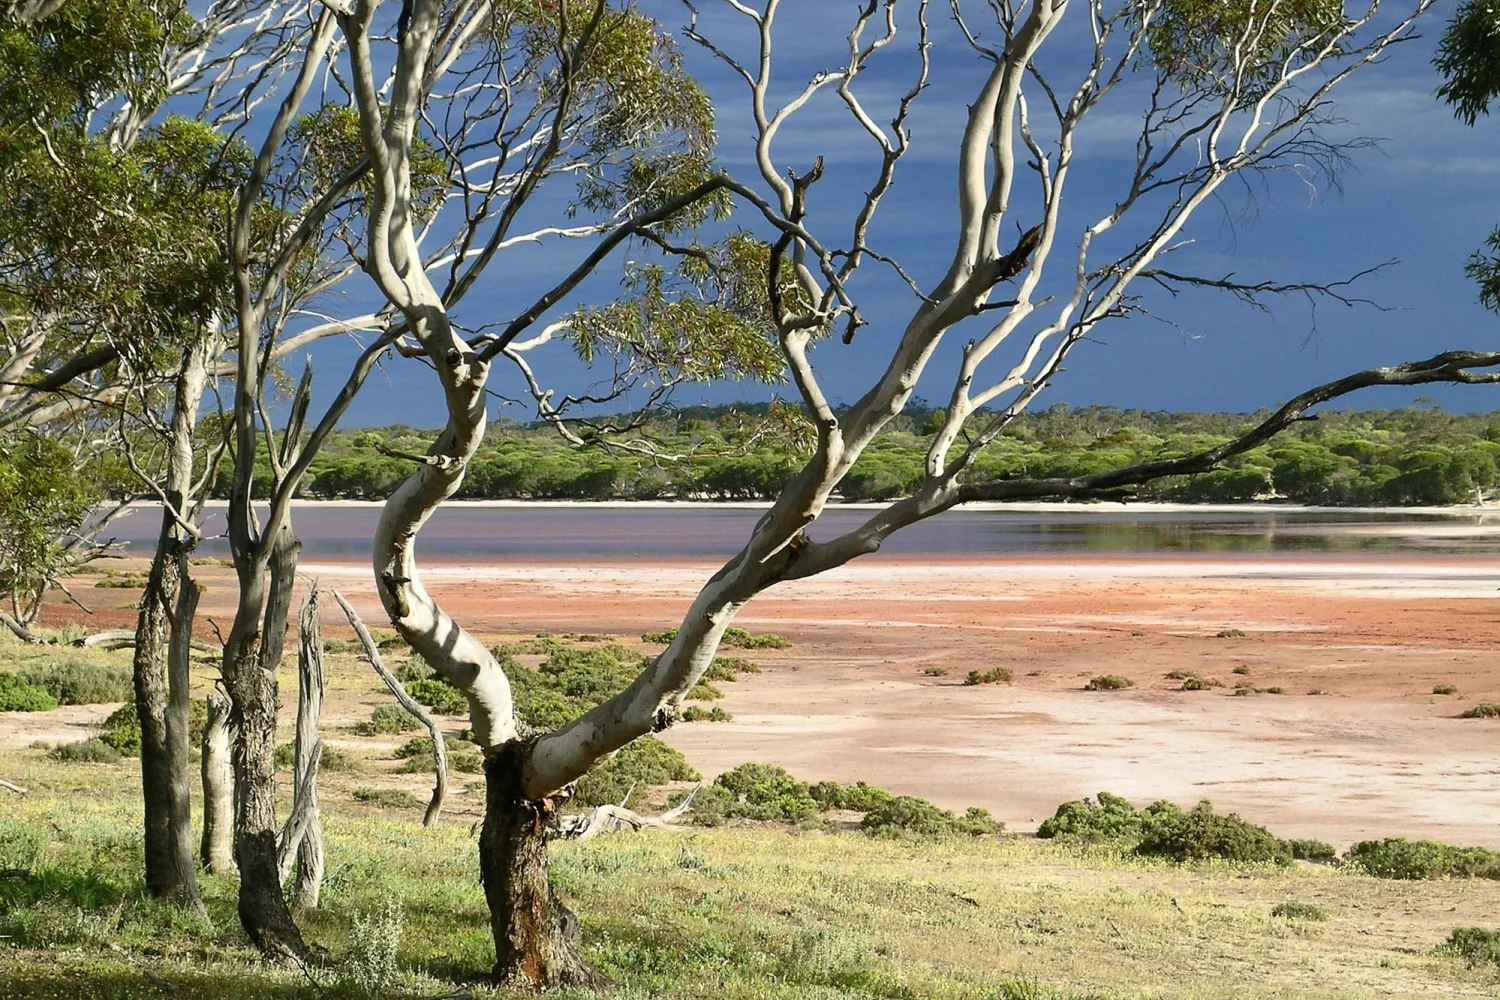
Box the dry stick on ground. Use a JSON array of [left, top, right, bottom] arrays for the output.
[[555, 784, 703, 842], [0, 611, 43, 644], [80, 629, 216, 653], [0, 779, 28, 794], [332, 591, 448, 826]]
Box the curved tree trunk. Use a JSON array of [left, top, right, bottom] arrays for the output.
[[201, 688, 236, 874], [481, 742, 597, 991]]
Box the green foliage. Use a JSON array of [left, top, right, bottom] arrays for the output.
[[1461, 702, 1500, 718], [0, 435, 101, 616], [686, 763, 821, 826], [963, 667, 1014, 686], [1271, 901, 1328, 921], [704, 656, 759, 681], [807, 780, 893, 813], [0, 672, 59, 712], [1286, 838, 1337, 862], [352, 788, 422, 810], [1342, 838, 1500, 880], [1085, 675, 1134, 691], [1180, 675, 1223, 691], [642, 626, 789, 650], [860, 797, 1002, 839], [504, 642, 646, 730], [1441, 926, 1500, 967], [681, 705, 731, 722], [344, 900, 404, 997], [686, 679, 722, 701], [96, 699, 207, 756], [19, 659, 131, 706], [571, 736, 699, 808], [1036, 792, 1144, 841], [1433, 684, 1459, 696], [392, 735, 469, 759], [274, 741, 356, 773], [1436, 1, 1500, 128], [50, 738, 122, 764], [1134, 800, 1291, 866], [405, 678, 466, 715], [357, 704, 422, 736]]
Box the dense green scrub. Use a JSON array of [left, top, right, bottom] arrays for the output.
[[213, 403, 1500, 505]]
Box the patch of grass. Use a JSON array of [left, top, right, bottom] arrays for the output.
[[681, 705, 731, 722], [1432, 683, 1458, 696], [860, 797, 1002, 839], [355, 704, 422, 736], [572, 737, 700, 807], [1084, 674, 1134, 691], [1342, 837, 1500, 880], [1163, 669, 1194, 680], [642, 627, 790, 650], [686, 679, 723, 701], [704, 656, 760, 682], [1286, 838, 1337, 862], [809, 779, 893, 813], [392, 735, 468, 759], [352, 788, 422, 810], [20, 659, 132, 705], [92, 572, 150, 589], [1460, 702, 1500, 719], [0, 672, 60, 712], [1271, 901, 1328, 921], [1180, 675, 1223, 691], [1233, 665, 1252, 676], [921, 667, 948, 677], [1441, 927, 1500, 967], [1215, 629, 1246, 639], [963, 667, 1014, 686], [49, 738, 123, 764]]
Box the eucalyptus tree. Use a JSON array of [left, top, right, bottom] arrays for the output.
[[322, 0, 1500, 987], [1436, 1, 1500, 310]]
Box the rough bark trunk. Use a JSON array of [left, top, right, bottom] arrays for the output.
[[480, 742, 598, 991], [225, 524, 307, 960], [201, 688, 236, 874], [163, 557, 203, 905]]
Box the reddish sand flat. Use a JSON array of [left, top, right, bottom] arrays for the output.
[[27, 552, 1500, 848]]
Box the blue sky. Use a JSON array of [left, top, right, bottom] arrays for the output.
[[309, 2, 1500, 428]]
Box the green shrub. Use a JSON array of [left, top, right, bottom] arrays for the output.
[[274, 741, 357, 772], [1215, 629, 1246, 639], [0, 815, 44, 870], [681, 705, 731, 722], [357, 704, 422, 736], [809, 780, 894, 813], [640, 629, 677, 644], [963, 667, 1013, 686], [1232, 665, 1252, 676], [685, 763, 821, 825], [1134, 800, 1290, 866], [0, 672, 59, 712], [921, 667, 948, 677], [1181, 675, 1223, 691], [1342, 838, 1500, 880], [1441, 927, 1500, 967], [643, 627, 790, 649], [393, 735, 469, 759], [1271, 901, 1328, 921], [353, 788, 422, 809], [1164, 669, 1195, 680], [21, 659, 132, 705], [449, 752, 483, 773], [406, 678, 466, 715], [1461, 702, 1500, 719], [504, 644, 646, 730], [50, 738, 122, 764], [861, 797, 1002, 838], [704, 656, 760, 681], [1432, 684, 1458, 696], [96, 699, 209, 756], [571, 736, 699, 807], [394, 657, 434, 685], [1036, 792, 1143, 840], [686, 679, 723, 701], [1085, 675, 1134, 691], [1286, 838, 1337, 862]]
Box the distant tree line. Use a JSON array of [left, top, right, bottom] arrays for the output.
[[197, 402, 1500, 507]]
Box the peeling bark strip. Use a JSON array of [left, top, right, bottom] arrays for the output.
[[480, 742, 599, 992], [278, 588, 326, 906], [334, 590, 448, 826], [200, 688, 235, 875]]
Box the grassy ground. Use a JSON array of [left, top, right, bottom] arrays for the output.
[[2, 632, 1499, 998], [2, 748, 1499, 999]]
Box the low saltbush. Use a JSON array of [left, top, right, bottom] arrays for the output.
[[357, 704, 422, 736], [21, 659, 132, 705], [1432, 683, 1458, 696], [95, 700, 209, 756], [1036, 792, 1143, 841], [1181, 675, 1223, 691], [963, 667, 1013, 686], [0, 672, 59, 712], [1286, 838, 1337, 862], [860, 797, 1001, 838], [1085, 675, 1134, 691], [274, 741, 357, 772], [681, 705, 731, 722], [50, 738, 123, 764], [571, 737, 700, 808], [704, 656, 760, 681], [406, 678, 466, 715], [1215, 629, 1246, 639], [1461, 703, 1500, 719], [642, 627, 790, 649], [1441, 927, 1500, 967], [1271, 901, 1328, 921], [1342, 838, 1500, 880], [353, 788, 422, 809], [1038, 792, 1291, 865], [687, 680, 723, 702], [810, 779, 893, 813]]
